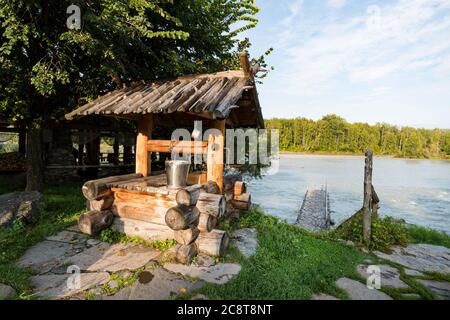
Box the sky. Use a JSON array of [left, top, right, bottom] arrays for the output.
[[241, 0, 450, 129]]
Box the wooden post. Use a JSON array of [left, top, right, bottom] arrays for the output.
[[239, 51, 254, 80], [136, 114, 153, 177], [113, 132, 119, 165], [207, 120, 225, 192], [363, 150, 373, 246]]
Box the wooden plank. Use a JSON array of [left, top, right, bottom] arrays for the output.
[[111, 217, 175, 242], [207, 120, 225, 192], [187, 171, 207, 185], [136, 114, 153, 176], [147, 140, 208, 154]]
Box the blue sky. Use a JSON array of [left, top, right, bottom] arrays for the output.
[[241, 0, 450, 129]]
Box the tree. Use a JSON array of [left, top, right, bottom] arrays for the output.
[[0, 0, 270, 190]]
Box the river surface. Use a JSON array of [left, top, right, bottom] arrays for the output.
[[247, 154, 450, 234]]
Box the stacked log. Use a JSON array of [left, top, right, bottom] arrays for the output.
[[78, 210, 114, 235], [195, 229, 229, 257], [82, 173, 143, 200]]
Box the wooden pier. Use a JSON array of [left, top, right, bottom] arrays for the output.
[[296, 187, 331, 232]]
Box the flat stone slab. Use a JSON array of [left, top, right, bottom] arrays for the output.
[[336, 278, 393, 300], [68, 243, 161, 272], [164, 263, 241, 285], [375, 244, 450, 274], [0, 283, 16, 300], [417, 280, 450, 300], [232, 228, 258, 258], [31, 272, 109, 300], [404, 269, 424, 277], [312, 293, 339, 300], [128, 268, 204, 300], [46, 230, 87, 244], [17, 240, 77, 273], [357, 264, 408, 289]]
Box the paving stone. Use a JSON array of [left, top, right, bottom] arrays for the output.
[[312, 293, 339, 300], [357, 264, 408, 289], [68, 243, 160, 272], [108, 280, 119, 289], [17, 240, 77, 273], [102, 287, 133, 300], [404, 269, 424, 277], [46, 230, 87, 244], [190, 294, 209, 300], [164, 263, 241, 285], [417, 280, 450, 300], [128, 268, 204, 300], [232, 228, 258, 258], [65, 224, 82, 233], [31, 272, 110, 299], [194, 255, 216, 267], [336, 278, 393, 300], [374, 244, 450, 274], [86, 239, 102, 246], [0, 283, 16, 300]]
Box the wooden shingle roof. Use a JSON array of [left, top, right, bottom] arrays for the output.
[[65, 69, 264, 128]]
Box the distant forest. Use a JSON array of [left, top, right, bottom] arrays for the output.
[[264, 115, 450, 159]]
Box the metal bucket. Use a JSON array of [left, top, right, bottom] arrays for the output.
[[165, 160, 191, 189]]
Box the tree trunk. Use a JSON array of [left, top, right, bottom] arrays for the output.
[[26, 126, 44, 192], [111, 217, 175, 242], [87, 195, 114, 211], [363, 150, 373, 245], [165, 205, 200, 230], [175, 243, 198, 264], [196, 193, 226, 218], [201, 181, 220, 194], [232, 193, 252, 210], [234, 181, 246, 197], [195, 229, 229, 257], [174, 226, 200, 245], [198, 213, 217, 233], [78, 210, 114, 235], [176, 185, 202, 206], [82, 173, 143, 200]]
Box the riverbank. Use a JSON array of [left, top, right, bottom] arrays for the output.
[[279, 151, 450, 161]]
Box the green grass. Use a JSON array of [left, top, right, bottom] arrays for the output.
[[0, 182, 85, 299], [197, 207, 369, 300], [406, 225, 450, 249]]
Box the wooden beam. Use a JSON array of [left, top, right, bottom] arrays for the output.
[[136, 114, 153, 176], [147, 140, 208, 154], [239, 51, 254, 81], [207, 120, 225, 192]]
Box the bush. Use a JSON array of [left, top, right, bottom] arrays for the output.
[[334, 210, 408, 252]]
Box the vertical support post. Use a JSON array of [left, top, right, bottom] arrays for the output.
[[113, 132, 119, 165], [363, 149, 373, 246], [136, 114, 153, 176], [207, 120, 225, 193], [18, 126, 26, 155]]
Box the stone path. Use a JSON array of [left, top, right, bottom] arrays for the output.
[[295, 189, 331, 232], [336, 278, 393, 300], [374, 244, 450, 274], [14, 225, 243, 300], [0, 284, 16, 300], [357, 264, 408, 289]]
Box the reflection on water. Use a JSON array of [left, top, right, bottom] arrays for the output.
[[247, 154, 450, 234]]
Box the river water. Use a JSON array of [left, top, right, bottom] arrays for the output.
[[247, 154, 450, 234]]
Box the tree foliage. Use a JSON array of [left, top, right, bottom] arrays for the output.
[[0, 0, 270, 123], [265, 115, 450, 159]]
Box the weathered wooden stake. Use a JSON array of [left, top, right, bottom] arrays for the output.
[[363, 150, 373, 245]]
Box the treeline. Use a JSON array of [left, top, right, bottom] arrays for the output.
[[265, 115, 450, 159]]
